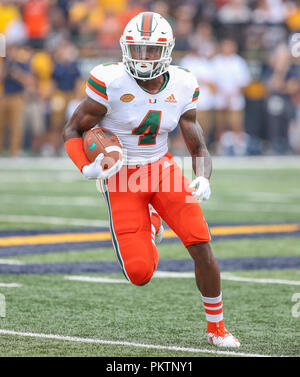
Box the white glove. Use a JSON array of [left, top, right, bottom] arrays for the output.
[[82, 153, 123, 180], [189, 176, 211, 202]]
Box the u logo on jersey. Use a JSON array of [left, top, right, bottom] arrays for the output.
[[120, 93, 135, 102], [149, 99, 157, 104]]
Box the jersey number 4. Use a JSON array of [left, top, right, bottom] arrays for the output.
[[132, 110, 161, 145]]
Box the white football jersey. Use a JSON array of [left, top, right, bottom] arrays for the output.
[[86, 62, 199, 165]]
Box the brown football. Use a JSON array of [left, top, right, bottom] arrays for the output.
[[83, 128, 123, 170]]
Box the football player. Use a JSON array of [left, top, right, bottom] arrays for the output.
[[63, 12, 240, 348]]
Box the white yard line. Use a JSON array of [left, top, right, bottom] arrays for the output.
[[0, 195, 104, 207], [0, 158, 75, 170], [2, 155, 300, 169], [0, 283, 23, 287], [64, 276, 128, 284], [0, 215, 108, 227], [211, 155, 300, 169], [0, 189, 97, 196], [246, 192, 300, 201], [0, 173, 81, 182], [221, 272, 300, 286], [0, 172, 75, 181], [202, 201, 300, 214], [0, 328, 275, 357], [64, 272, 300, 286], [0, 259, 25, 265], [154, 271, 195, 278], [156, 271, 300, 286]]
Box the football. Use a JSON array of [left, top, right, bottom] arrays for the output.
[[83, 128, 123, 170]]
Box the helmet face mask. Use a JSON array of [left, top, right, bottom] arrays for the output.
[[120, 12, 175, 80], [129, 45, 163, 61]]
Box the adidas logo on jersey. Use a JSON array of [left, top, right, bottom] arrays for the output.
[[164, 94, 177, 103]]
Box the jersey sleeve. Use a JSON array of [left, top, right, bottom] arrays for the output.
[[86, 66, 112, 114], [180, 72, 199, 115]]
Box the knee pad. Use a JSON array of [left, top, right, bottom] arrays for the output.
[[124, 258, 154, 286]]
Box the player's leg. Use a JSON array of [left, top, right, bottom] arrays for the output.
[[49, 90, 69, 154], [150, 153, 240, 347], [150, 153, 211, 246], [150, 157, 218, 295], [150, 154, 217, 296], [214, 108, 227, 142], [149, 203, 164, 245], [228, 109, 244, 134], [187, 242, 220, 297], [100, 173, 159, 286], [0, 97, 8, 155], [187, 242, 239, 347], [9, 94, 25, 157]]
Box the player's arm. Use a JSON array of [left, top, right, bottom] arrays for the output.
[[63, 96, 107, 141], [63, 97, 121, 179], [62, 96, 106, 172], [179, 109, 212, 201]]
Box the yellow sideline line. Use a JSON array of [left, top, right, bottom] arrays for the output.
[[210, 223, 300, 235], [0, 224, 299, 247], [0, 232, 112, 246]]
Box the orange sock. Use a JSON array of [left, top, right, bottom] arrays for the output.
[[202, 293, 224, 332]]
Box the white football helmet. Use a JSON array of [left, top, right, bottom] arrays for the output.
[[120, 12, 175, 80]]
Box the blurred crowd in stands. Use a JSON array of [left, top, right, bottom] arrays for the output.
[[0, 0, 300, 157]]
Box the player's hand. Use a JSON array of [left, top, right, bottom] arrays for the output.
[[189, 176, 211, 202], [82, 153, 123, 180]]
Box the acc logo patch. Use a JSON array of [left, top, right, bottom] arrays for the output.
[[120, 93, 135, 102]]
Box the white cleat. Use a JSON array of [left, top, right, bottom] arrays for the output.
[[155, 224, 164, 245], [149, 204, 164, 245], [207, 328, 240, 348]]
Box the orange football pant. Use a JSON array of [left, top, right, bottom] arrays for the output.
[[100, 152, 211, 285]]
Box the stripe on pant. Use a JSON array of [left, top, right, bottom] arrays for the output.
[[100, 179, 130, 282]]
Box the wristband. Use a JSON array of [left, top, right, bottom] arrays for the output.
[[64, 138, 90, 172]]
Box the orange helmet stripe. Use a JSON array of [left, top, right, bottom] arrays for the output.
[[141, 12, 153, 37]]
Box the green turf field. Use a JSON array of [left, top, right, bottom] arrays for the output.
[[0, 156, 299, 358]]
